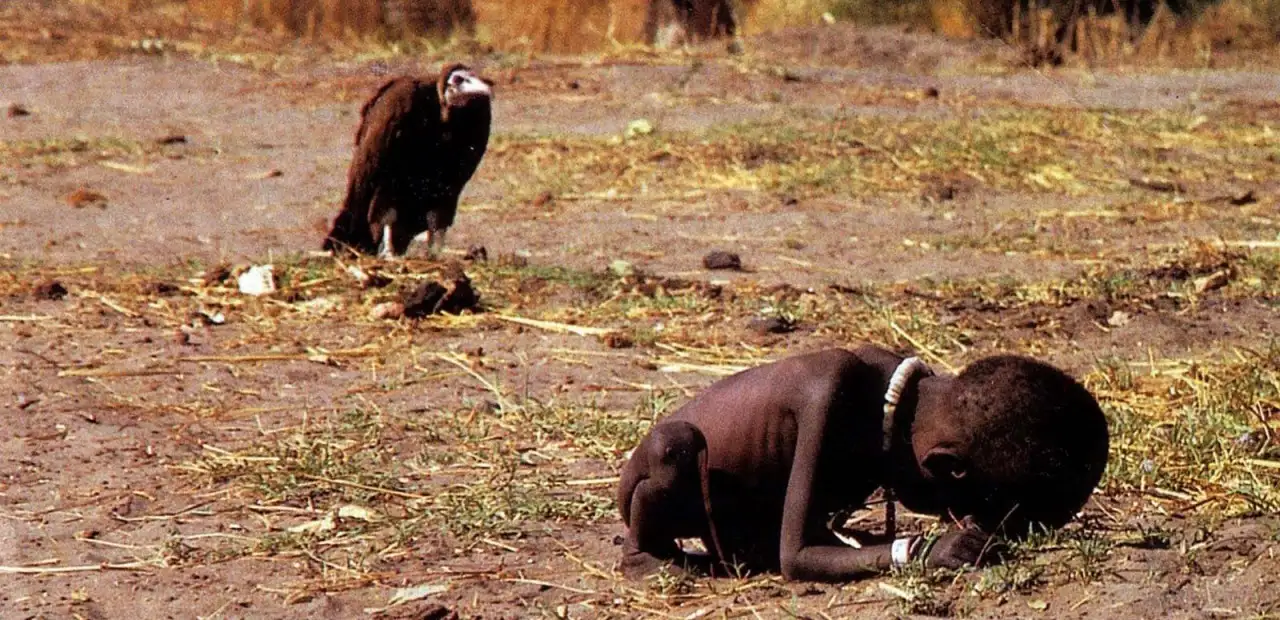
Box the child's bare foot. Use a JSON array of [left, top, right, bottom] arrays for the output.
[[621, 551, 687, 579]]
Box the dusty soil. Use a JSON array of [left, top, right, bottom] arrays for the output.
[[2, 9, 1280, 620]]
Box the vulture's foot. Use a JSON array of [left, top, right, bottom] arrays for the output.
[[426, 229, 448, 258], [377, 225, 398, 260]]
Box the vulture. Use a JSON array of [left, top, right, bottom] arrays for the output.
[[323, 64, 492, 257]]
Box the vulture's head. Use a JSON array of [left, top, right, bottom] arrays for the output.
[[439, 64, 492, 110]]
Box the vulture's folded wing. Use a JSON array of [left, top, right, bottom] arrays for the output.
[[347, 78, 443, 229]]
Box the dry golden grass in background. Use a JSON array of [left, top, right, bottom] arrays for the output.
[[473, 0, 649, 53], [184, 0, 654, 50], [55, 0, 1277, 62]]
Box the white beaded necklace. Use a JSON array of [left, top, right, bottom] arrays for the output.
[[881, 356, 933, 540]]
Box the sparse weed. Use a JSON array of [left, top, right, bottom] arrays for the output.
[[885, 563, 956, 617], [648, 564, 698, 596]]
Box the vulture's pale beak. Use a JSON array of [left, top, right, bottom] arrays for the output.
[[446, 71, 492, 107]]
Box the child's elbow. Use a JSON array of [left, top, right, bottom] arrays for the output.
[[779, 549, 805, 581]]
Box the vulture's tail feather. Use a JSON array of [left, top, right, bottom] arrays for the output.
[[323, 204, 376, 255]]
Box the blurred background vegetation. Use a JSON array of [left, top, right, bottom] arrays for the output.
[[49, 0, 1280, 57]]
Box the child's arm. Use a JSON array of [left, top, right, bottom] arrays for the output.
[[779, 430, 993, 581], [775, 351, 992, 582]]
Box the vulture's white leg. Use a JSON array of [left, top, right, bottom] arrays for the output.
[[377, 225, 393, 259], [425, 230, 437, 257], [432, 229, 448, 256]]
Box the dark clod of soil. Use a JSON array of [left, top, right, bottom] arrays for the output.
[[531, 191, 554, 208], [922, 172, 976, 203], [764, 282, 806, 301], [1081, 299, 1112, 322], [1230, 190, 1257, 206], [703, 250, 743, 271], [403, 282, 449, 317], [747, 316, 796, 335], [8, 103, 31, 117], [156, 134, 187, 145], [203, 264, 233, 285], [402, 272, 480, 317], [365, 272, 393, 289], [373, 602, 458, 620], [464, 244, 489, 262], [143, 281, 182, 296], [601, 331, 634, 349], [1146, 251, 1241, 283], [65, 188, 108, 208], [927, 183, 957, 201], [31, 280, 68, 300], [923, 86, 940, 98]]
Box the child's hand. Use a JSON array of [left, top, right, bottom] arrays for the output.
[[923, 527, 994, 569]]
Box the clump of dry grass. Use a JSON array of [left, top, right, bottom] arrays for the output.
[[951, 0, 1280, 65], [480, 106, 1280, 208], [1092, 348, 1280, 516]]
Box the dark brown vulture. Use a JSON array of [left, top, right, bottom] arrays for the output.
[[323, 64, 492, 257]]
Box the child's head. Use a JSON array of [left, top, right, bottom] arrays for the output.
[[905, 355, 1109, 536]]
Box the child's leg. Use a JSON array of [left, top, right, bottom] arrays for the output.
[[618, 420, 720, 576]]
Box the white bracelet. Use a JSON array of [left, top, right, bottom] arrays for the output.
[[891, 537, 915, 566]]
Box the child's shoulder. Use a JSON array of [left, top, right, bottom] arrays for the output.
[[784, 346, 895, 371]]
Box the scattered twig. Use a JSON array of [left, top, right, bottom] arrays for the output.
[[179, 346, 378, 364], [565, 476, 620, 487], [297, 474, 427, 501], [58, 367, 181, 378], [435, 352, 516, 412], [112, 500, 214, 523], [0, 561, 152, 574], [493, 314, 615, 336], [886, 320, 956, 373], [480, 538, 519, 552], [78, 291, 139, 317], [0, 315, 52, 322], [503, 578, 597, 595]]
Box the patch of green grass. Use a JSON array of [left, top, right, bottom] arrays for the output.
[[0, 135, 152, 168], [885, 562, 958, 616], [427, 460, 615, 541], [183, 407, 399, 506], [973, 560, 1047, 597], [176, 399, 620, 567], [480, 261, 612, 294]]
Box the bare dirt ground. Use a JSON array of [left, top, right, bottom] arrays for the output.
[[2, 6, 1280, 620]]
